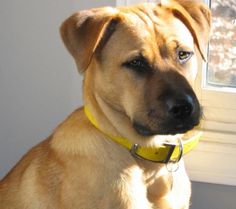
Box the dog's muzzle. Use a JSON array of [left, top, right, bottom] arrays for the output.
[[134, 92, 201, 136]]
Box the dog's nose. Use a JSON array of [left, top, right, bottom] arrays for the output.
[[166, 94, 194, 120]]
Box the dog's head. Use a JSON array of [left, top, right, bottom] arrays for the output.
[[60, 0, 211, 136]]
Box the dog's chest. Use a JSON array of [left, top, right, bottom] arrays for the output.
[[141, 163, 191, 208], [144, 166, 172, 201]]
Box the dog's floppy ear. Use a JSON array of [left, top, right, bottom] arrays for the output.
[[162, 0, 211, 61], [60, 7, 119, 73]]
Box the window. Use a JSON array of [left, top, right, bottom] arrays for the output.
[[207, 0, 236, 88], [116, 0, 236, 186], [190, 0, 236, 186]]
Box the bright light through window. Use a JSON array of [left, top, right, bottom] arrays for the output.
[[207, 0, 236, 88]]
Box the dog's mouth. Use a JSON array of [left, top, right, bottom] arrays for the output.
[[133, 122, 156, 136], [133, 119, 200, 136]]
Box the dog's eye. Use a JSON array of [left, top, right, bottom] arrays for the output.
[[129, 59, 146, 69], [123, 58, 151, 74], [178, 51, 193, 63]]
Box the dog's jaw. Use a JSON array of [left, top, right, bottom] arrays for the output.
[[133, 122, 156, 136]]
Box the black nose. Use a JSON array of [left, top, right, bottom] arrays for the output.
[[167, 94, 194, 120]]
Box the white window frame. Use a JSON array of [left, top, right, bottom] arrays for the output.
[[116, 0, 236, 186]]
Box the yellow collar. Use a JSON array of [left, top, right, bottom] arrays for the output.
[[84, 106, 202, 163]]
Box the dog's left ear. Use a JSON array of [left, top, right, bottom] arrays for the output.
[[162, 0, 211, 61]]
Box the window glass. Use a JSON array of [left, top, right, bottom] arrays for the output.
[[207, 0, 236, 88]]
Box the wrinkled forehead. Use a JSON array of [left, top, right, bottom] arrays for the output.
[[118, 4, 194, 52]]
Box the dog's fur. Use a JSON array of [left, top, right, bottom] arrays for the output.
[[0, 0, 211, 208]]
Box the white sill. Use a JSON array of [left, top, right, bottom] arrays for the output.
[[185, 130, 236, 186]]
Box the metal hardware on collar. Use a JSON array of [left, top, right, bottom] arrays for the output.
[[176, 138, 183, 162], [166, 139, 183, 172], [162, 144, 176, 164], [166, 162, 180, 173], [130, 144, 144, 160], [172, 139, 183, 162]]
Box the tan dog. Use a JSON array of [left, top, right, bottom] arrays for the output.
[[0, 0, 211, 208]]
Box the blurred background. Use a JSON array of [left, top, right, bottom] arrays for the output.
[[208, 0, 236, 87]]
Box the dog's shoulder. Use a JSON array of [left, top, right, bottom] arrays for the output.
[[51, 107, 95, 153]]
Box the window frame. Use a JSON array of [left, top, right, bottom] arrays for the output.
[[116, 0, 236, 186]]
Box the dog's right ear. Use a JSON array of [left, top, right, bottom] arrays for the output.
[[161, 0, 211, 61], [60, 7, 119, 73]]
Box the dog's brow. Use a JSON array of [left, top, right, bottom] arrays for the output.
[[135, 7, 156, 31], [166, 39, 179, 49], [126, 52, 150, 63], [130, 7, 177, 61]]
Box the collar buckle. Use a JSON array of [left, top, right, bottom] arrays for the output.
[[162, 143, 176, 164], [164, 138, 183, 164], [130, 139, 183, 164]]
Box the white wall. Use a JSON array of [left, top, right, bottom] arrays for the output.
[[0, 0, 116, 179]]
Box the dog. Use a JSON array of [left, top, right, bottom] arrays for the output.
[[0, 0, 211, 208]]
